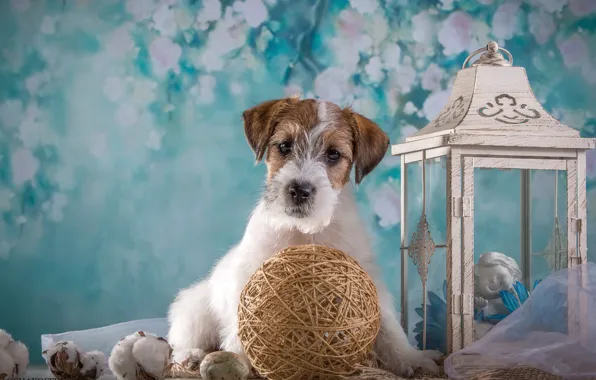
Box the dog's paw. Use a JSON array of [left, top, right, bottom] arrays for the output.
[[43, 341, 104, 380], [109, 331, 171, 380], [392, 349, 441, 378], [420, 349, 443, 363], [166, 348, 207, 377], [0, 329, 29, 378]]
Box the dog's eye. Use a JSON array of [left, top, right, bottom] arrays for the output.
[[326, 149, 341, 162], [278, 142, 292, 155]]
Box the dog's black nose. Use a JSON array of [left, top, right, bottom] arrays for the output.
[[288, 180, 314, 206]]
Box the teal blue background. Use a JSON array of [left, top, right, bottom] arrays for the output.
[[1, 0, 596, 363]]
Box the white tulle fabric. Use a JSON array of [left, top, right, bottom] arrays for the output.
[[445, 262, 596, 379]]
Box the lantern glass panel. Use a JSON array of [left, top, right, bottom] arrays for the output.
[[530, 170, 568, 282], [472, 166, 568, 341], [402, 155, 447, 354]]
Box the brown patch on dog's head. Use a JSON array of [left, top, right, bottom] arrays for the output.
[[342, 107, 390, 184], [242, 98, 389, 186], [242, 97, 301, 162]]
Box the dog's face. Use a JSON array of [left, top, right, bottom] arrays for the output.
[[242, 97, 389, 233]]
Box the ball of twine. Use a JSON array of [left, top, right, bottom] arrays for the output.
[[238, 244, 381, 380]]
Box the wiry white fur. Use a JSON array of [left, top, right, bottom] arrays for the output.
[[317, 100, 329, 123], [168, 185, 440, 376], [262, 159, 339, 234], [0, 330, 28, 378]]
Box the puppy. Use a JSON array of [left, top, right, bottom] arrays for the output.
[[167, 97, 440, 376]]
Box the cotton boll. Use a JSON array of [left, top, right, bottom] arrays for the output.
[[80, 350, 105, 380], [55, 341, 79, 363], [0, 330, 13, 349], [6, 340, 28, 376], [0, 349, 16, 378], [0, 331, 28, 377], [43, 340, 79, 363], [43, 341, 104, 380], [83, 350, 105, 369], [44, 341, 85, 379], [109, 332, 145, 380], [131, 334, 171, 379]]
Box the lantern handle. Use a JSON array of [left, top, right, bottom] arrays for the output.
[[462, 41, 513, 68]]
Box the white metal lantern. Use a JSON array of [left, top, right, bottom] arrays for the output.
[[391, 41, 596, 355]]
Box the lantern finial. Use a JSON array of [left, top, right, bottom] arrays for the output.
[[462, 41, 513, 68], [487, 41, 498, 53]]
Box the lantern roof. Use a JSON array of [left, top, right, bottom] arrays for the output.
[[392, 41, 596, 156]]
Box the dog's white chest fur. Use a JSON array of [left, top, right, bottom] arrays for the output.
[[208, 185, 378, 328]]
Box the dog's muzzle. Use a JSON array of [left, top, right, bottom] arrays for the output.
[[285, 180, 316, 216], [287, 180, 315, 206]]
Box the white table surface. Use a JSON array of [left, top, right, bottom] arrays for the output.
[[24, 365, 195, 380], [25, 364, 272, 380], [25, 365, 116, 380]]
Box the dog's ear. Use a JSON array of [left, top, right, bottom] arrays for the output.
[[242, 98, 296, 162], [345, 109, 390, 184]]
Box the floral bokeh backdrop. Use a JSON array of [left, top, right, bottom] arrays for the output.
[[1, 0, 596, 363]]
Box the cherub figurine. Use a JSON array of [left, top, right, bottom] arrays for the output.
[[474, 251, 523, 321]]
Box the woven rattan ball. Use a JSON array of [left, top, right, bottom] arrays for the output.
[[238, 244, 381, 380]]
